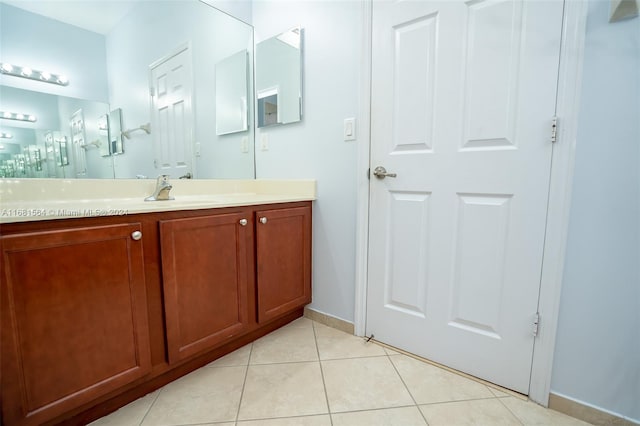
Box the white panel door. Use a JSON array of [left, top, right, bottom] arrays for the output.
[[366, 0, 564, 393], [150, 46, 194, 178]]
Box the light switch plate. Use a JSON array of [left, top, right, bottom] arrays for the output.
[[260, 133, 269, 151], [344, 118, 356, 141], [195, 142, 201, 157], [241, 137, 249, 153]]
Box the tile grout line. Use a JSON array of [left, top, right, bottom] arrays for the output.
[[138, 386, 163, 426], [380, 342, 526, 401], [387, 353, 431, 426], [239, 353, 389, 367], [312, 320, 334, 426], [231, 413, 332, 424], [234, 343, 254, 424], [418, 395, 513, 406], [496, 396, 526, 426]]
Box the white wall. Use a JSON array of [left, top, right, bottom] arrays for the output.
[[252, 1, 363, 322], [551, 1, 640, 422]]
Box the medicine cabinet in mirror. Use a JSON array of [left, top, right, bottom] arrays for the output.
[[256, 27, 303, 128], [216, 50, 249, 135], [0, 1, 255, 180]]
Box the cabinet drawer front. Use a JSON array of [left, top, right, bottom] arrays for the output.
[[256, 206, 312, 323], [160, 212, 252, 363], [1, 223, 152, 425]]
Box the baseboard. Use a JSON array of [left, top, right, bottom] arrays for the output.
[[304, 307, 354, 335], [549, 393, 639, 426]]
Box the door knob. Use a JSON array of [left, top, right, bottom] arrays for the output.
[[373, 166, 397, 179], [259, 217, 268, 224], [239, 218, 248, 226], [131, 231, 142, 240]]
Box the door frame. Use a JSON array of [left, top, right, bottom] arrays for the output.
[[353, 0, 588, 406]]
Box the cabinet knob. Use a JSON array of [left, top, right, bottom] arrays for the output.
[[131, 230, 142, 240], [259, 217, 268, 224], [239, 218, 248, 226]]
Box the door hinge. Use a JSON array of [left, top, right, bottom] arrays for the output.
[[533, 312, 541, 337], [551, 116, 558, 143], [367, 168, 371, 180]]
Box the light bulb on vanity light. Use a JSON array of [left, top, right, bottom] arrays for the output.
[[0, 111, 38, 123], [0, 62, 69, 86]]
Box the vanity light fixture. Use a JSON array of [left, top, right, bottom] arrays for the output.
[[0, 111, 37, 123], [0, 132, 13, 139], [0, 62, 69, 86]]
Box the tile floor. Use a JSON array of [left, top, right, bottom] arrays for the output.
[[91, 318, 591, 426]]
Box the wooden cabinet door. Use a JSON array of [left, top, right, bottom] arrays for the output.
[[160, 211, 252, 363], [256, 205, 312, 323], [1, 223, 151, 426]]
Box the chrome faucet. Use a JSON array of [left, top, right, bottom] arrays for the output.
[[145, 175, 174, 201]]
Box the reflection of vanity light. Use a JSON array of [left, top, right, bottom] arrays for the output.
[[0, 132, 12, 139], [0, 111, 37, 122], [0, 62, 70, 86]]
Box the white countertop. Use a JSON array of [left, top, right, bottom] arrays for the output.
[[0, 179, 316, 224]]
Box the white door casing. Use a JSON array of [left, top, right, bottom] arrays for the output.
[[149, 44, 194, 179], [365, 0, 564, 394]]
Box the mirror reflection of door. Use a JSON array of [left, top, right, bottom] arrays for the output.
[[149, 45, 194, 179], [69, 109, 87, 177], [257, 89, 279, 127]]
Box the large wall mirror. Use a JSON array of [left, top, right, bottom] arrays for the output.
[[256, 27, 303, 128], [0, 0, 254, 180]]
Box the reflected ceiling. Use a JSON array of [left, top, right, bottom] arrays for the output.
[[2, 0, 138, 34]]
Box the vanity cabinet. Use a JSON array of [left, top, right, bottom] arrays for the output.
[[256, 206, 311, 323], [0, 223, 152, 426], [159, 211, 253, 363], [0, 201, 311, 426]]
